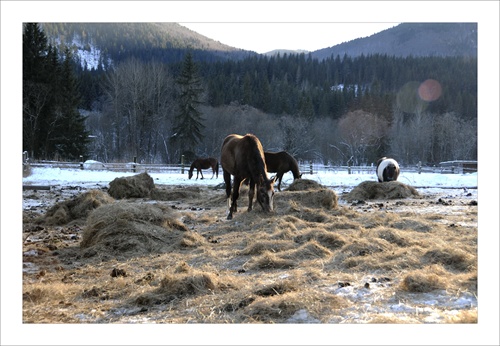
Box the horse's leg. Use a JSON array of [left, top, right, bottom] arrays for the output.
[[228, 176, 243, 220], [224, 171, 234, 219], [200, 169, 204, 180], [277, 172, 283, 191], [247, 178, 255, 211]]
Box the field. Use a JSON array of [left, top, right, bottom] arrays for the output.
[[21, 170, 479, 330]]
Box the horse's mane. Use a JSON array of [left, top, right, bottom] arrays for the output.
[[285, 152, 301, 179], [243, 134, 270, 185]]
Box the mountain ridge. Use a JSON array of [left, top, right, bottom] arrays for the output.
[[311, 23, 477, 60], [41, 22, 477, 67]]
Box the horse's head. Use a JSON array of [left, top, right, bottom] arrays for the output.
[[188, 170, 193, 179], [256, 175, 276, 212], [385, 164, 398, 181], [377, 158, 400, 182]]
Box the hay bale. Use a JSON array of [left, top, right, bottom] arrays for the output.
[[344, 181, 420, 202], [108, 172, 155, 199], [80, 202, 193, 259], [286, 179, 324, 191], [44, 190, 114, 225]]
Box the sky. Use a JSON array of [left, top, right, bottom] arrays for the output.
[[179, 22, 399, 54]]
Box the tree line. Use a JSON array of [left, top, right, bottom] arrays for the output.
[[23, 23, 477, 167], [23, 23, 89, 160]]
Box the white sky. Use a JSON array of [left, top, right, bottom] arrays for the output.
[[179, 22, 399, 54]]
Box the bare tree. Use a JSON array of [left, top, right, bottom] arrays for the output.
[[336, 110, 388, 165], [100, 58, 174, 162], [23, 81, 50, 158]]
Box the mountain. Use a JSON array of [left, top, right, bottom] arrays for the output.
[[39, 23, 477, 70], [40, 23, 257, 69], [311, 23, 477, 60]]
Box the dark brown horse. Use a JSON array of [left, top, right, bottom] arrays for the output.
[[188, 157, 219, 180], [220, 134, 276, 220], [264, 151, 302, 191]]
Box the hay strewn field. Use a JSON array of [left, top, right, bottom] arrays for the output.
[[21, 174, 479, 327]]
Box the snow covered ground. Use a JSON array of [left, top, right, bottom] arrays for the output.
[[22, 165, 478, 190]]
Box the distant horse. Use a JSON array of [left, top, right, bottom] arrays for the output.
[[264, 151, 302, 191], [221, 134, 276, 220], [188, 157, 219, 180], [376, 157, 400, 182]]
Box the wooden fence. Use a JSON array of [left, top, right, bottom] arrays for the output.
[[26, 159, 463, 176]]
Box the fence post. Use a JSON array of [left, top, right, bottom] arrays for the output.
[[418, 161, 422, 174], [133, 156, 137, 173], [181, 155, 185, 174], [79, 155, 84, 170]]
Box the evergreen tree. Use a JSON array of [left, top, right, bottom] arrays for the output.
[[23, 23, 51, 158], [171, 52, 205, 162], [52, 48, 89, 159], [23, 23, 89, 160]]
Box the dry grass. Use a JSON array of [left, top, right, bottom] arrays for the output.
[[22, 179, 478, 324]]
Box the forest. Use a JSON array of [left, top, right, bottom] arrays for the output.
[[23, 23, 477, 166]]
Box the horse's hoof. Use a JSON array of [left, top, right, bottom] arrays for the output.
[[227, 214, 233, 220]]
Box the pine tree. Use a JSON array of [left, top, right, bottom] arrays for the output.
[[51, 48, 89, 160], [23, 23, 51, 158], [171, 52, 205, 162], [23, 23, 89, 160]]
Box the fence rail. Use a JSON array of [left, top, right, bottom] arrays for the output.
[[26, 159, 460, 175]]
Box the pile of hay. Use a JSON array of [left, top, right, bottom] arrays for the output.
[[344, 181, 420, 202], [43, 189, 114, 225], [108, 172, 155, 199], [80, 202, 198, 259], [150, 185, 203, 201], [285, 179, 323, 191], [277, 179, 338, 210]]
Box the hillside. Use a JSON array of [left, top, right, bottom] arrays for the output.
[[312, 23, 477, 60], [41, 23, 256, 68]]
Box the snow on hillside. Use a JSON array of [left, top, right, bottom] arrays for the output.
[[55, 35, 112, 70]]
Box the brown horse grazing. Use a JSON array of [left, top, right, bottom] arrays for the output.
[[188, 157, 219, 180], [221, 134, 276, 220], [264, 151, 302, 191]]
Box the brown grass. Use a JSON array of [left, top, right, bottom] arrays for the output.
[[22, 183, 478, 324]]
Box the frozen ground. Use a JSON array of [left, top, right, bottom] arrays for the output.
[[9, 166, 499, 345]]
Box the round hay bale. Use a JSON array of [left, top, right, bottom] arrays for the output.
[[44, 189, 114, 225], [285, 179, 324, 191], [80, 202, 191, 259], [108, 172, 155, 199], [344, 181, 420, 202]]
